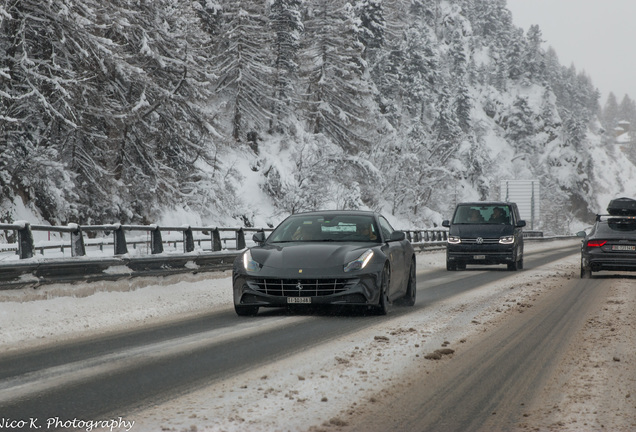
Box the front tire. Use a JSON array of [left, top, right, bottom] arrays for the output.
[[507, 258, 519, 271], [401, 260, 416, 306], [374, 265, 390, 315]]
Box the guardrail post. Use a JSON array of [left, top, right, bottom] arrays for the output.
[[113, 225, 128, 255], [236, 228, 246, 250], [183, 227, 194, 252], [212, 228, 222, 251], [150, 227, 163, 254], [18, 222, 34, 259], [70, 225, 86, 257]]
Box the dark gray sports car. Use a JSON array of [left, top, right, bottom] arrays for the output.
[[232, 210, 416, 316]]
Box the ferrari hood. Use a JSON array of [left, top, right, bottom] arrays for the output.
[[251, 242, 370, 269]]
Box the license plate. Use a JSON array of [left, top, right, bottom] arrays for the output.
[[287, 297, 311, 304], [612, 245, 636, 251], [473, 255, 486, 260]]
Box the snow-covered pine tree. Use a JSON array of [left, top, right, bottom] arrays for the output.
[[206, 0, 274, 144], [299, 0, 374, 152]]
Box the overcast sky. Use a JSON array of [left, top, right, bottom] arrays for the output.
[[506, 0, 636, 106]]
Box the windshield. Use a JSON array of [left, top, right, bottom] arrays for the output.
[[267, 214, 381, 243], [452, 205, 511, 225]]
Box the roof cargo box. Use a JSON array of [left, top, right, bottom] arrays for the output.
[[607, 197, 636, 215]]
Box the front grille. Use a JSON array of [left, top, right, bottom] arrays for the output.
[[248, 278, 354, 297], [461, 238, 500, 244]]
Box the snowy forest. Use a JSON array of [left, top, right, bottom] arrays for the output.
[[2, 0, 636, 235]]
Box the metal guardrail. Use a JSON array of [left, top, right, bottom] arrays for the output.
[[0, 222, 452, 289], [0, 222, 273, 259], [0, 222, 274, 289], [0, 222, 551, 290]]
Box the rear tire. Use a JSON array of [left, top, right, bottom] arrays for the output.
[[235, 305, 259, 316], [580, 261, 592, 278]]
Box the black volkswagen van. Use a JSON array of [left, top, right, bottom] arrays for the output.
[[442, 201, 526, 271]]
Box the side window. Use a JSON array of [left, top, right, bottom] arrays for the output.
[[510, 205, 520, 222], [378, 217, 394, 241]]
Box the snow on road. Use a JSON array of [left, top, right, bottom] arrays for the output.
[[1, 239, 634, 432]]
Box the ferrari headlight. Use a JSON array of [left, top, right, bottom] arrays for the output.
[[344, 249, 374, 273], [448, 235, 461, 244], [242, 249, 261, 272], [499, 235, 514, 244]]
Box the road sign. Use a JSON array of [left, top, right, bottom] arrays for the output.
[[500, 180, 540, 229]]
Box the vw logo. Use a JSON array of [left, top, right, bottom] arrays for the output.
[[296, 281, 303, 291], [476, 237, 484, 244]]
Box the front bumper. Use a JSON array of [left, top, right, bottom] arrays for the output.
[[233, 269, 383, 308], [446, 244, 516, 265]]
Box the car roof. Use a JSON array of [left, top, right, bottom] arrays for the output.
[[289, 210, 378, 217], [455, 201, 515, 207]]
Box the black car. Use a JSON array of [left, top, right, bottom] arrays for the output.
[[232, 210, 416, 316], [579, 197, 636, 278], [442, 201, 526, 271]]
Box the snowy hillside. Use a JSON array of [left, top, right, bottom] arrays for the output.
[[2, 0, 636, 236]]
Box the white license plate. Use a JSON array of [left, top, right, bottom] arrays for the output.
[[612, 245, 636, 251], [473, 255, 486, 260], [287, 297, 311, 304]]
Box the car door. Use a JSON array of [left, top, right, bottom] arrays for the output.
[[510, 204, 525, 256], [378, 216, 406, 298]]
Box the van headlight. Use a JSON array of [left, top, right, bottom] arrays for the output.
[[499, 235, 514, 244], [448, 235, 461, 244]]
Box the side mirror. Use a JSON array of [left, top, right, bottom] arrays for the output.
[[516, 220, 526, 228], [442, 220, 450, 228], [576, 230, 587, 237], [389, 231, 406, 242], [252, 231, 266, 244]]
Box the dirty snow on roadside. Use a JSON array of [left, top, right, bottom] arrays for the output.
[[1, 239, 634, 431], [518, 278, 636, 432]]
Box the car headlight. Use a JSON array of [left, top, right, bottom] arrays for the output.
[[242, 249, 261, 272], [344, 249, 374, 273], [448, 235, 461, 244], [499, 235, 514, 244]]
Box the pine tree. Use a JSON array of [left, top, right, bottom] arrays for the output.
[[618, 95, 636, 127], [523, 24, 546, 82], [601, 92, 619, 131], [206, 0, 274, 143], [356, 0, 385, 50], [269, 0, 303, 133], [299, 0, 374, 152]]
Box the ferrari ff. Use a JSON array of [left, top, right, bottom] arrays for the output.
[[232, 210, 416, 316]]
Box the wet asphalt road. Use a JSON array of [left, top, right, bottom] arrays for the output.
[[0, 242, 580, 430]]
